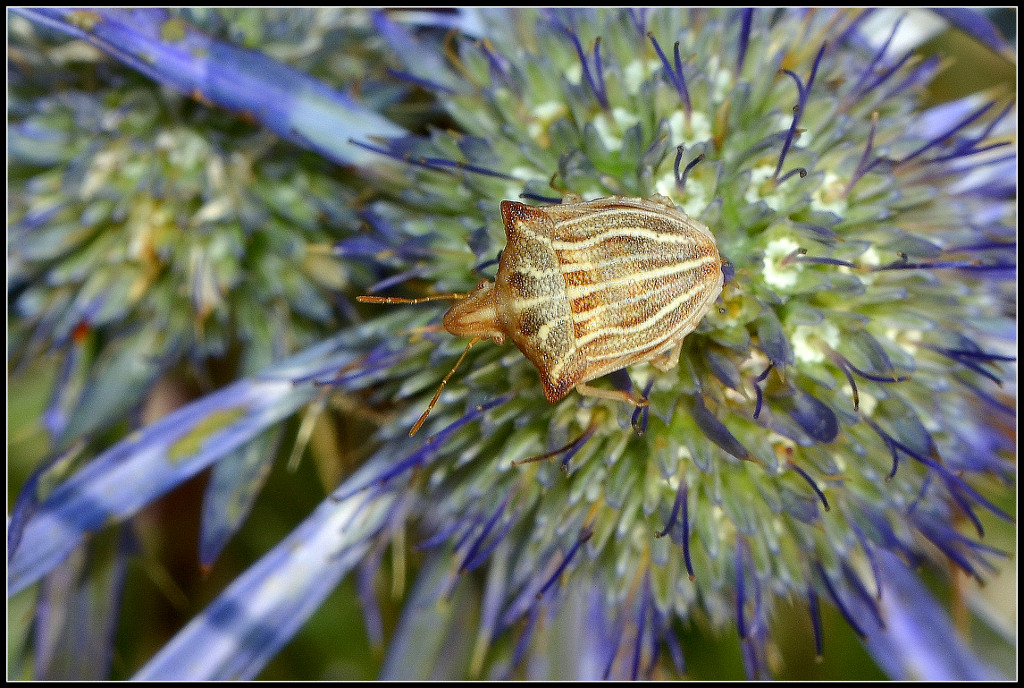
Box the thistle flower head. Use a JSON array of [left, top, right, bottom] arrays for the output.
[[340, 8, 1015, 677], [8, 8, 1015, 680], [9, 9, 369, 442]]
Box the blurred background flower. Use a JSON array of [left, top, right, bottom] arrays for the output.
[[8, 8, 1016, 680]]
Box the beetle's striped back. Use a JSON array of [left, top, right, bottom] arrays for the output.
[[494, 197, 722, 403], [546, 199, 723, 381], [364, 195, 722, 431]]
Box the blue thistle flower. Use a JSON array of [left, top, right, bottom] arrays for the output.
[[8, 9, 408, 449], [8, 8, 1016, 680]]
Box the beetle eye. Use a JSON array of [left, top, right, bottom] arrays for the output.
[[475, 279, 489, 290]]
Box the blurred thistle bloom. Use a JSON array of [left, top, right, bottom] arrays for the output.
[[7, 7, 1016, 680]]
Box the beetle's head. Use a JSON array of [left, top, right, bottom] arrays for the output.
[[443, 280, 505, 345]]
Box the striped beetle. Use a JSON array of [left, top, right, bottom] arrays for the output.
[[360, 193, 724, 435]]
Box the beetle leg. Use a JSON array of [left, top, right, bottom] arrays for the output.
[[561, 191, 584, 204], [650, 342, 683, 372], [575, 382, 649, 407], [649, 193, 676, 209]]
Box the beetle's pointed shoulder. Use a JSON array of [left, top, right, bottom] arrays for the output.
[[500, 200, 554, 242], [537, 350, 586, 403]]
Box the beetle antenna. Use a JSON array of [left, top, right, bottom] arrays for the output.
[[410, 337, 481, 436], [358, 293, 468, 305]]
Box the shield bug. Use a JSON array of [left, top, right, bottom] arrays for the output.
[[359, 194, 723, 435]]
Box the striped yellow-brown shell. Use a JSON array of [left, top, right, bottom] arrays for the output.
[[442, 194, 723, 403]]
